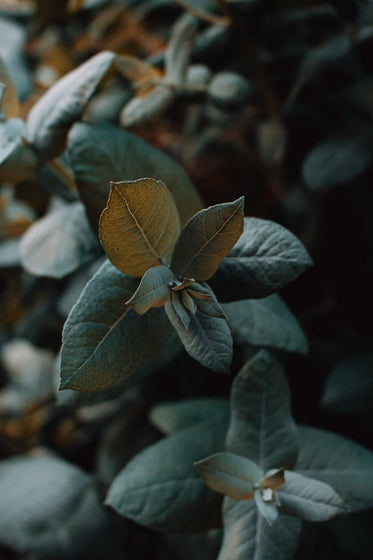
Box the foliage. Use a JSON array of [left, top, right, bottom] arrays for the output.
[[0, 1, 372, 559]]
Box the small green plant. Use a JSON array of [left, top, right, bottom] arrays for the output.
[[0, 2, 373, 559]]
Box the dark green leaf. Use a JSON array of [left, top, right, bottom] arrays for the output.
[[209, 217, 313, 301], [106, 420, 228, 532], [127, 265, 173, 314], [170, 290, 192, 328], [58, 332, 182, 406], [297, 426, 373, 512], [171, 197, 244, 281], [165, 302, 233, 373], [302, 132, 373, 191], [60, 259, 172, 391], [0, 455, 119, 559], [20, 201, 101, 279], [67, 122, 203, 231], [278, 471, 346, 521], [191, 282, 226, 319], [320, 353, 373, 414], [226, 350, 298, 471], [27, 51, 116, 159], [99, 178, 180, 277], [224, 294, 308, 354], [218, 498, 301, 560], [150, 397, 229, 435]]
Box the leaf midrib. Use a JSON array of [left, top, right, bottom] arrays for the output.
[[115, 185, 162, 264], [178, 202, 242, 277]]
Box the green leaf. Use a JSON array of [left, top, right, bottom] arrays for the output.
[[165, 302, 233, 373], [254, 489, 279, 526], [58, 331, 182, 407], [99, 178, 180, 277], [191, 282, 226, 319], [0, 119, 37, 184], [226, 350, 298, 471], [194, 451, 263, 500], [218, 498, 301, 560], [302, 132, 373, 191], [20, 201, 101, 279], [67, 122, 203, 231], [149, 397, 229, 435], [278, 471, 346, 522], [223, 294, 308, 354], [27, 51, 116, 159], [170, 290, 193, 328], [120, 86, 174, 128], [0, 455, 119, 559], [127, 265, 173, 314], [106, 420, 228, 532], [171, 197, 245, 281], [60, 259, 172, 391], [209, 217, 313, 301], [320, 353, 373, 414], [296, 426, 373, 512], [165, 14, 197, 85]]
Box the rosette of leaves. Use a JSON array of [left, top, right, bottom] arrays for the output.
[[194, 350, 373, 559], [60, 177, 312, 392], [98, 177, 244, 375]]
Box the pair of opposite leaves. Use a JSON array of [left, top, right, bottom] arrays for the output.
[[99, 177, 244, 373]]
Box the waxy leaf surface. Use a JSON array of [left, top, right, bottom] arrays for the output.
[[106, 420, 229, 532], [171, 197, 244, 281], [209, 217, 313, 301], [127, 265, 173, 314], [27, 51, 116, 159], [20, 201, 100, 279], [226, 350, 298, 470], [67, 122, 203, 230], [60, 259, 172, 391], [165, 302, 233, 373], [99, 178, 180, 277]]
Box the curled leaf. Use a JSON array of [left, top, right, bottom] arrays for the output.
[[126, 265, 173, 314]]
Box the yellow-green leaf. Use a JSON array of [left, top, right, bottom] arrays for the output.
[[0, 57, 19, 119], [99, 178, 180, 277], [171, 197, 245, 281]]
